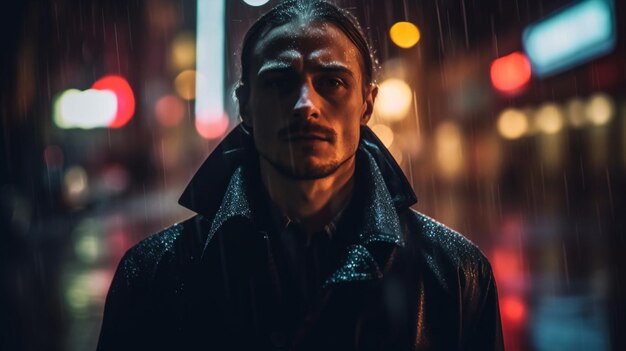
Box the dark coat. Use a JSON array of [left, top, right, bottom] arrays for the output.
[[98, 125, 504, 350]]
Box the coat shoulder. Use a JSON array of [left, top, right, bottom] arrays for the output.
[[116, 215, 209, 286], [404, 209, 491, 270]]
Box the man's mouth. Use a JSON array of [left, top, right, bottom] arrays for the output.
[[283, 133, 331, 142]]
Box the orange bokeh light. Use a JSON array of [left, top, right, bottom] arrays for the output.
[[490, 52, 531, 94], [92, 75, 135, 128]]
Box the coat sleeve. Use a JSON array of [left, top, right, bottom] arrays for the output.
[[465, 258, 505, 351]]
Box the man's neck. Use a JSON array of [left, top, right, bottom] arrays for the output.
[[259, 157, 356, 236]]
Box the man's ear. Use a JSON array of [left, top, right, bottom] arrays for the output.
[[360, 84, 378, 125], [236, 84, 252, 127]]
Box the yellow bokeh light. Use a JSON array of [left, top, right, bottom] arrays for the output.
[[389, 21, 421, 49], [374, 78, 413, 122], [171, 32, 196, 70], [370, 124, 394, 148], [435, 122, 464, 180], [175, 70, 197, 100], [64, 166, 89, 207], [565, 98, 586, 128], [65, 166, 88, 197], [535, 103, 564, 134], [585, 93, 614, 126], [497, 108, 528, 139]]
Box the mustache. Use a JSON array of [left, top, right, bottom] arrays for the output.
[[277, 122, 336, 141]]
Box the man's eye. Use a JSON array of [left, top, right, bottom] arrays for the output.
[[264, 77, 293, 91], [265, 78, 290, 90], [316, 78, 344, 90]]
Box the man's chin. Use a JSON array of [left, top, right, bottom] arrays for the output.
[[274, 160, 340, 180], [258, 153, 345, 180]]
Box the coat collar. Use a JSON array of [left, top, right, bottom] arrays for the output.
[[179, 123, 418, 284]]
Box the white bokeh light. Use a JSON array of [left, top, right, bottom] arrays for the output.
[[243, 0, 270, 6], [374, 78, 413, 122]]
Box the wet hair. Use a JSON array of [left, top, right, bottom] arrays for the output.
[[237, 0, 376, 96]]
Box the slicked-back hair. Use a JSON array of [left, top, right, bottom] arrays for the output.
[[238, 0, 376, 96]]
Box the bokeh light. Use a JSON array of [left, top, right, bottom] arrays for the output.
[[585, 93, 614, 126], [370, 124, 394, 148], [535, 103, 565, 134], [65, 269, 112, 317], [435, 122, 464, 180], [375, 78, 413, 122], [196, 0, 226, 137], [64, 166, 89, 206], [243, 0, 270, 6], [522, 0, 616, 77], [54, 89, 117, 129], [44, 145, 64, 169], [389, 21, 421, 49], [171, 32, 196, 71], [195, 113, 230, 139], [175, 70, 197, 100], [497, 108, 529, 139], [490, 52, 532, 93], [155, 94, 186, 127], [566, 98, 587, 127], [501, 296, 527, 324], [75, 236, 99, 263], [388, 143, 404, 165], [92, 75, 136, 128]]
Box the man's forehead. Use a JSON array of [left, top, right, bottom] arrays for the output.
[[251, 21, 362, 76]]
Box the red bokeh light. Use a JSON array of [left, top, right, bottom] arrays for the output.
[[44, 145, 64, 169], [92, 75, 135, 128], [490, 52, 531, 94], [501, 296, 527, 324], [155, 95, 186, 127]]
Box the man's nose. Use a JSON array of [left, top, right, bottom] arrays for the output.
[[292, 81, 321, 119]]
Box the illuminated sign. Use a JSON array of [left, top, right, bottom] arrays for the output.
[[522, 0, 616, 77]]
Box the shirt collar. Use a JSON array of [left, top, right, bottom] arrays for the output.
[[200, 147, 405, 270]]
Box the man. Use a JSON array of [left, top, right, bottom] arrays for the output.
[[98, 1, 504, 350]]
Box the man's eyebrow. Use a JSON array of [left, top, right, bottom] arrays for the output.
[[313, 63, 355, 78], [257, 61, 356, 78], [257, 61, 294, 76]]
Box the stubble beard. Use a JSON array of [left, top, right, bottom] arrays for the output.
[[258, 149, 355, 181]]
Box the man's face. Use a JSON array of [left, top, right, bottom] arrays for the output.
[[240, 21, 376, 180]]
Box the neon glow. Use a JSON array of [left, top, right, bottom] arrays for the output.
[[92, 75, 135, 128], [490, 52, 531, 93], [196, 0, 229, 139], [523, 0, 616, 77]]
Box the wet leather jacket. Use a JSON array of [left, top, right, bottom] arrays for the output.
[[98, 125, 504, 350]]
